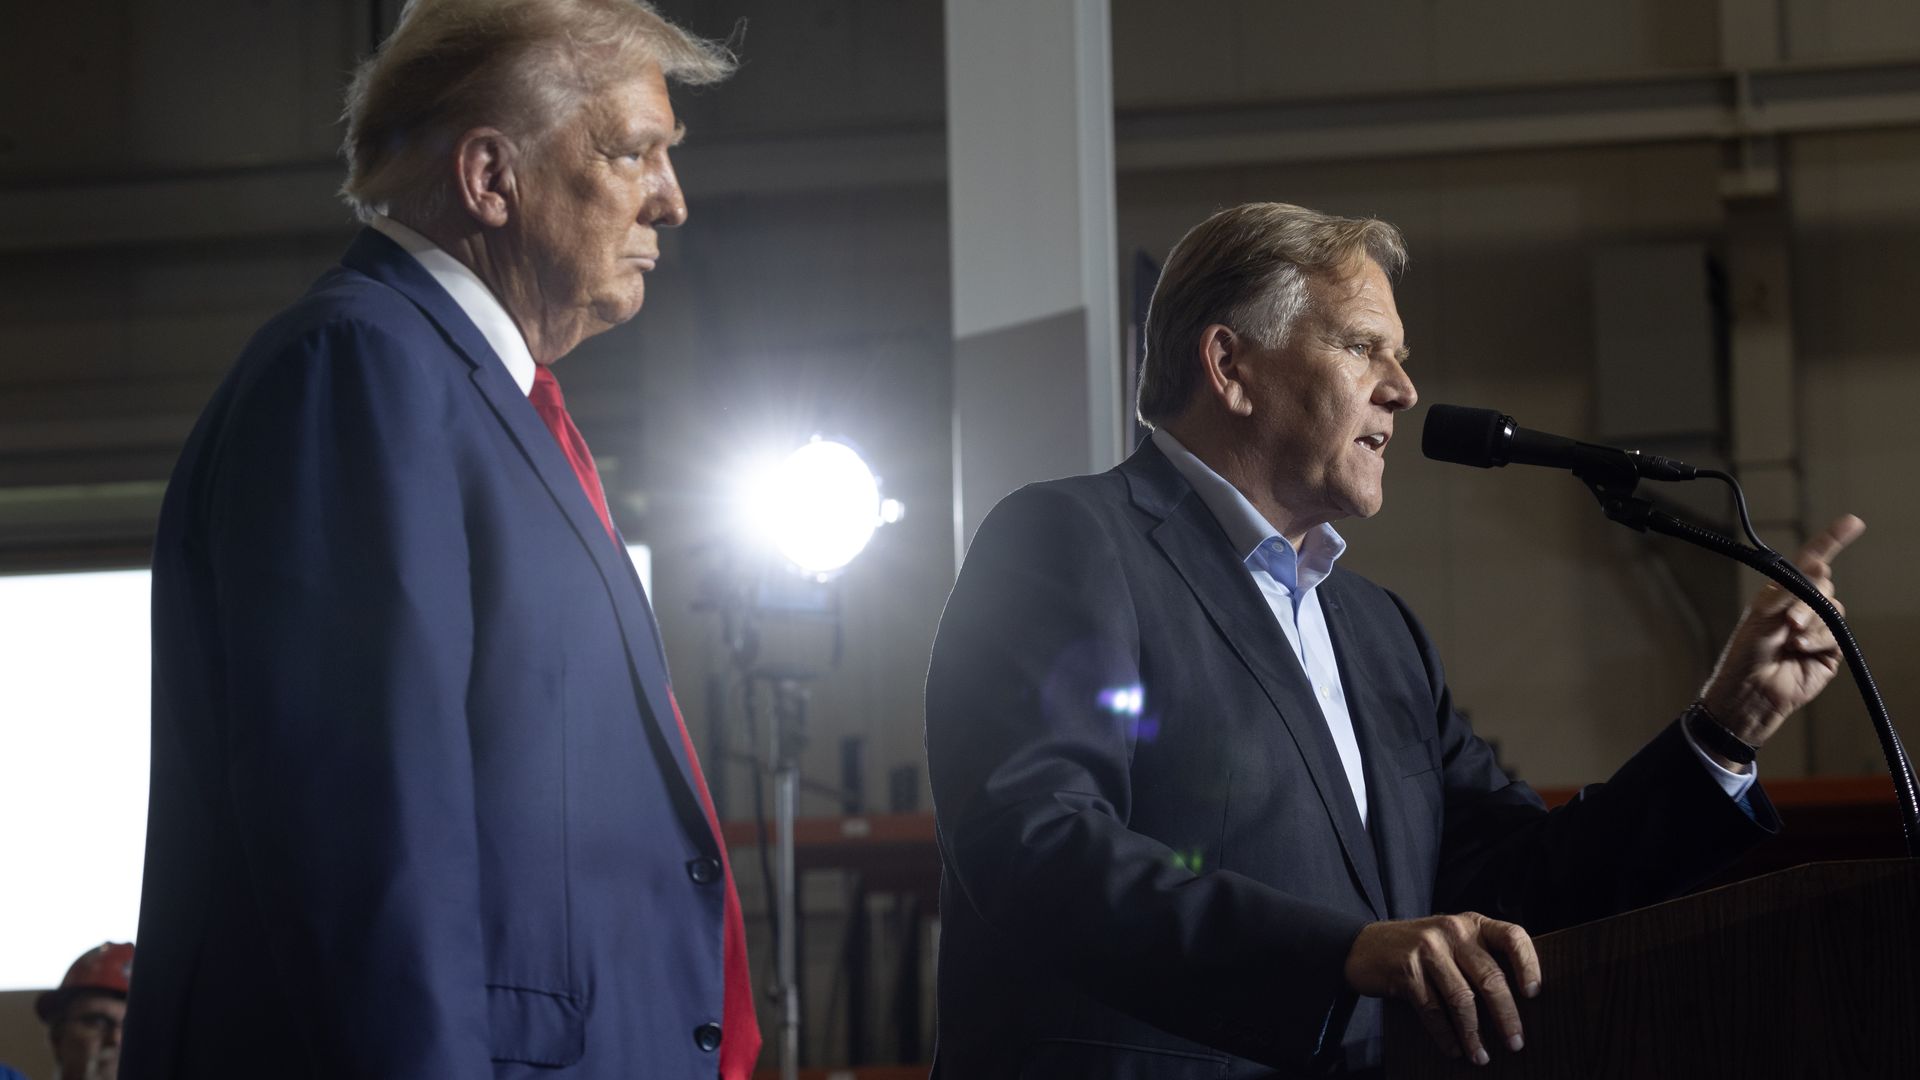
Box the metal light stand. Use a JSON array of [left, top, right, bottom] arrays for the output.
[[705, 556, 843, 1080], [769, 675, 811, 1080], [700, 456, 884, 1080]]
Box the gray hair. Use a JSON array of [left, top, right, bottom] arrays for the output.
[[340, 0, 736, 223], [1136, 202, 1408, 426]]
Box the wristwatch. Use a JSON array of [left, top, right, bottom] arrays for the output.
[[1685, 700, 1759, 766]]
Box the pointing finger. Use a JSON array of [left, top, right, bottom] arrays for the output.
[[1798, 514, 1865, 568]]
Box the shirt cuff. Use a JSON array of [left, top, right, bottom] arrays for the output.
[[1681, 713, 1759, 801]]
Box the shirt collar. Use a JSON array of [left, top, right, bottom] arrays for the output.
[[1150, 427, 1346, 596], [369, 215, 538, 397]]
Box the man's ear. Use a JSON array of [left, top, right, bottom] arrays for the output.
[[1198, 323, 1254, 417], [452, 128, 517, 229]]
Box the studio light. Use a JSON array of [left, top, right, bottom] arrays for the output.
[[743, 436, 902, 578], [718, 435, 903, 1080]]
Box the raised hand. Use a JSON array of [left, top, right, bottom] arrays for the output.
[[1699, 514, 1867, 759]]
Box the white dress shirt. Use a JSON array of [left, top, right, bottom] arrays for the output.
[[369, 215, 538, 397]]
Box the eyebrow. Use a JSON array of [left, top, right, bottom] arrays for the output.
[[615, 122, 685, 151], [1334, 322, 1410, 364]]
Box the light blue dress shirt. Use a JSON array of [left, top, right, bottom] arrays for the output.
[[1149, 428, 1755, 815], [1152, 428, 1373, 825]]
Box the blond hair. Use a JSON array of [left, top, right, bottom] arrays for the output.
[[1137, 202, 1407, 426], [340, 0, 736, 223]]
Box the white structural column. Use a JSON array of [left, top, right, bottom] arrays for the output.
[[1720, 0, 1816, 768], [1724, 193, 1802, 555], [1720, 0, 1800, 552], [945, 0, 1120, 562]]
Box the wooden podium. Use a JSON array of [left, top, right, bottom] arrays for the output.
[[1384, 860, 1920, 1078]]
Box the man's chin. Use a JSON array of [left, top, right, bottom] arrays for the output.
[[1336, 490, 1385, 521], [592, 288, 647, 329]]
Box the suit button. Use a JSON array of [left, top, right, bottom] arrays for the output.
[[687, 857, 721, 884], [694, 1022, 723, 1052]]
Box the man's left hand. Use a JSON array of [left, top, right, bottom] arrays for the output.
[[1698, 513, 1867, 766]]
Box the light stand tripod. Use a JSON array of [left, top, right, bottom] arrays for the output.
[[701, 433, 901, 1078], [709, 565, 844, 1080], [768, 674, 810, 1080]]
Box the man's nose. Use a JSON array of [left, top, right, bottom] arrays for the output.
[[1379, 363, 1417, 412], [649, 161, 688, 228]]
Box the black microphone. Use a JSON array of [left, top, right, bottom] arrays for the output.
[[1421, 404, 1698, 482]]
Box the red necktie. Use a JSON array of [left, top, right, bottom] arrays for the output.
[[528, 366, 762, 1077], [528, 367, 619, 544]]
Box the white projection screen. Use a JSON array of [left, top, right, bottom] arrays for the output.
[[0, 569, 151, 991]]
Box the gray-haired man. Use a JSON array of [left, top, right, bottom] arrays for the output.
[[927, 201, 1861, 1077], [127, 4, 757, 1076]]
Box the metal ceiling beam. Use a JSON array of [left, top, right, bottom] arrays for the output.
[[1118, 57, 1920, 171], [0, 57, 1916, 252]]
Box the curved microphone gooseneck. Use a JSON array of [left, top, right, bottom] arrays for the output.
[[1422, 404, 1920, 859]]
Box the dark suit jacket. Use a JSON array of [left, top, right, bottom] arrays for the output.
[[925, 440, 1776, 1079], [126, 229, 730, 1078]]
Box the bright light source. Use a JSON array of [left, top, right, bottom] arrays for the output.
[[744, 437, 893, 577], [0, 569, 151, 990]]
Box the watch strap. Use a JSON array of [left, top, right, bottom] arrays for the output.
[[1686, 700, 1758, 766]]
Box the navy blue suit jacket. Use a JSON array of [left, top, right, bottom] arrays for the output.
[[126, 229, 730, 1078], [925, 440, 1777, 1079]]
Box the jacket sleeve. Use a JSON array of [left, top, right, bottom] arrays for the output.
[[926, 484, 1370, 1070], [204, 317, 494, 1077], [1389, 589, 1782, 932]]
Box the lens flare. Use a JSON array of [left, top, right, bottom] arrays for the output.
[[1098, 685, 1145, 716]]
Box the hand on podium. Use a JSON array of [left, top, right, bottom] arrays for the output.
[[1343, 911, 1540, 1067], [1698, 514, 1867, 771]]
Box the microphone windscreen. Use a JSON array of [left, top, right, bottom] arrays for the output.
[[1421, 404, 1511, 468]]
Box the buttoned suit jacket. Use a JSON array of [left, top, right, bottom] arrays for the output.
[[126, 229, 730, 1079], [924, 439, 1775, 1079]]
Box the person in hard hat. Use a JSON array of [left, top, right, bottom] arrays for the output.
[[35, 943, 132, 1080]]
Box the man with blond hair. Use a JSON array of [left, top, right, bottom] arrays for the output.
[[926, 201, 1863, 1077], [126, 3, 758, 1076]]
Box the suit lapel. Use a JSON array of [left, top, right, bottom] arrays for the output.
[[463, 365, 704, 818], [340, 229, 710, 843], [1127, 445, 1386, 918], [1319, 575, 1418, 919]]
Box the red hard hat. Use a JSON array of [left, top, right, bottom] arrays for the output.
[[34, 942, 134, 1023]]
